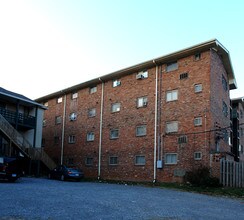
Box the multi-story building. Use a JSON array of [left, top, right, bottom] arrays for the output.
[[0, 87, 55, 173], [231, 97, 244, 162], [36, 39, 237, 182]]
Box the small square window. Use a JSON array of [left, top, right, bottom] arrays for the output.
[[194, 53, 201, 61], [109, 156, 118, 165], [166, 121, 178, 133], [69, 112, 77, 121], [68, 135, 75, 144], [111, 103, 121, 113], [195, 84, 202, 93], [88, 108, 96, 117], [137, 96, 148, 108], [166, 61, 178, 72], [72, 92, 78, 99], [136, 125, 147, 136], [110, 129, 119, 139], [87, 132, 95, 141], [86, 157, 93, 166], [136, 70, 148, 79], [135, 156, 145, 165], [90, 86, 97, 94], [113, 79, 121, 87], [55, 116, 62, 125], [57, 97, 63, 103], [166, 90, 178, 102], [165, 153, 177, 164], [194, 152, 202, 160], [194, 117, 202, 126]]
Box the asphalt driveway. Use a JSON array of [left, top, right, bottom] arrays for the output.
[[0, 178, 243, 220]]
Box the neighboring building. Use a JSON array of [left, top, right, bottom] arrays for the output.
[[0, 87, 55, 172], [36, 39, 237, 183], [231, 97, 244, 162]]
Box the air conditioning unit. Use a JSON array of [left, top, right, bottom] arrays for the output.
[[143, 101, 148, 106], [136, 73, 144, 80], [70, 113, 77, 121], [116, 81, 121, 86]]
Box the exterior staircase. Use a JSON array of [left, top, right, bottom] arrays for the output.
[[0, 113, 56, 170]]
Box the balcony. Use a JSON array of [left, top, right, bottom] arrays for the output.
[[0, 107, 36, 129]]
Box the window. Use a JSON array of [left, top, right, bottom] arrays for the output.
[[44, 102, 48, 107], [109, 156, 118, 165], [87, 132, 95, 141], [136, 125, 147, 136], [72, 92, 78, 99], [222, 101, 228, 117], [166, 121, 178, 133], [194, 117, 202, 126], [43, 119, 47, 127], [137, 96, 148, 108], [166, 90, 178, 102], [222, 75, 228, 91], [194, 53, 201, 61], [88, 108, 96, 117], [178, 135, 187, 144], [113, 79, 121, 87], [54, 136, 59, 145], [68, 135, 75, 144], [136, 70, 148, 79], [110, 129, 119, 139], [55, 116, 62, 124], [90, 86, 97, 94], [57, 97, 63, 103], [194, 152, 202, 160], [179, 72, 188, 80], [166, 61, 178, 72], [111, 103, 121, 113], [69, 112, 77, 121], [135, 156, 145, 165], [86, 157, 93, 166], [195, 84, 202, 93], [165, 153, 177, 164]]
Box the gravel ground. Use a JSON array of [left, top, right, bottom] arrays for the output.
[[0, 177, 243, 220]]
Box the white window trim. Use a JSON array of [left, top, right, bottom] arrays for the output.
[[87, 132, 95, 141], [194, 117, 202, 126], [136, 125, 147, 136], [194, 152, 202, 160], [110, 129, 119, 139], [109, 156, 118, 165], [137, 96, 148, 108], [90, 86, 97, 94], [72, 92, 78, 99], [88, 108, 96, 117], [68, 135, 75, 144], [195, 84, 202, 93], [111, 103, 121, 113], [166, 90, 178, 102], [166, 121, 178, 133], [165, 153, 178, 165], [113, 79, 121, 87]]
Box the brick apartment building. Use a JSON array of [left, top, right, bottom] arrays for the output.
[[36, 39, 238, 183], [231, 97, 244, 162]]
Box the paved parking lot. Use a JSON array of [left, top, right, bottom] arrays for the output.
[[0, 177, 243, 220]]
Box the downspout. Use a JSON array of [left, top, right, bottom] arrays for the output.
[[61, 93, 67, 165], [98, 78, 104, 179], [153, 60, 158, 183]]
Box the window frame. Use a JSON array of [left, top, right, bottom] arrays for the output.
[[194, 84, 202, 93], [135, 155, 146, 165], [69, 112, 77, 121], [90, 86, 97, 94], [87, 132, 95, 142], [165, 153, 178, 165], [112, 79, 121, 87], [110, 129, 119, 139], [166, 61, 178, 72], [111, 103, 121, 113], [71, 92, 78, 99], [68, 135, 76, 144], [166, 121, 178, 133], [136, 70, 148, 79], [194, 117, 202, 126], [194, 152, 202, 160], [55, 116, 62, 125], [166, 90, 178, 102], [57, 97, 63, 104], [85, 157, 93, 166], [136, 125, 147, 137], [109, 156, 118, 165], [137, 96, 148, 108]]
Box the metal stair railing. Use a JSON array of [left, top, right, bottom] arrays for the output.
[[0, 113, 56, 170]]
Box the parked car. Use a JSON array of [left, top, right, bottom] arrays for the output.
[[49, 165, 84, 181], [0, 157, 21, 182]]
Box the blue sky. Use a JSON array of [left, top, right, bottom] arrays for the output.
[[0, 0, 243, 99]]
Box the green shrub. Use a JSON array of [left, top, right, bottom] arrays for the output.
[[185, 166, 221, 187]]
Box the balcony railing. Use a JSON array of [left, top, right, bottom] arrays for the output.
[[0, 107, 36, 128]]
